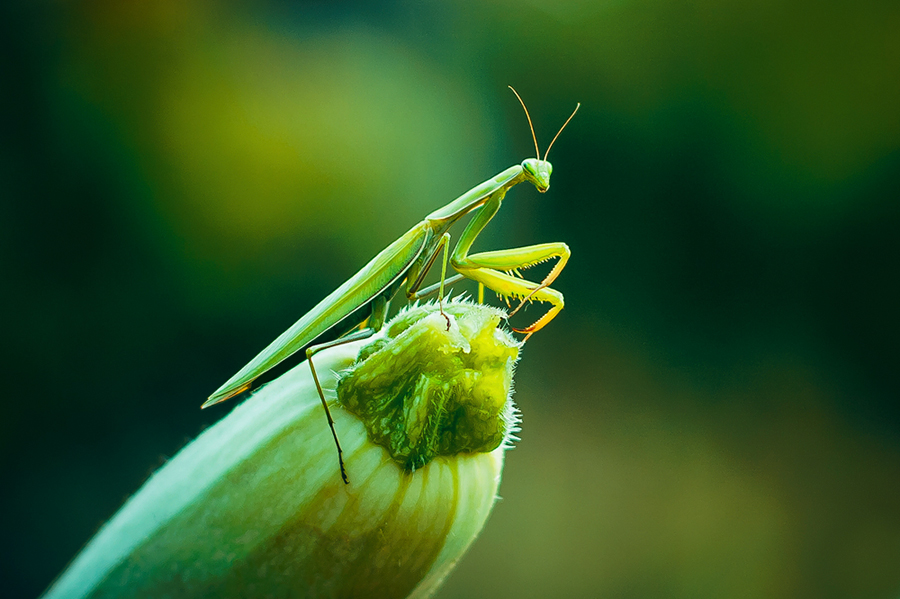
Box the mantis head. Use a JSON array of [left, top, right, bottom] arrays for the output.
[[522, 158, 553, 193], [508, 86, 580, 195]]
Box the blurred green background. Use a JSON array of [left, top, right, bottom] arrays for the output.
[[2, 1, 899, 597]]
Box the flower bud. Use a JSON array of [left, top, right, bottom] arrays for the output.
[[44, 299, 520, 599]]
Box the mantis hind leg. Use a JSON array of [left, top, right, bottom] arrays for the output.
[[306, 294, 389, 484]]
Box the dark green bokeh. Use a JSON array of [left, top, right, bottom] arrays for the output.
[[2, 1, 898, 598]]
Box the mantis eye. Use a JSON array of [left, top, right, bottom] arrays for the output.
[[522, 159, 539, 179]]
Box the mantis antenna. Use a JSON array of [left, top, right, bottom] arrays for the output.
[[544, 102, 580, 161], [508, 86, 541, 160]]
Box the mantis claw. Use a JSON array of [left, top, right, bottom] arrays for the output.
[[338, 451, 349, 484]]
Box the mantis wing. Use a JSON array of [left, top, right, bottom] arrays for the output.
[[205, 223, 432, 407]]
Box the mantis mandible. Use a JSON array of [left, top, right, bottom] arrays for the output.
[[205, 87, 579, 483]]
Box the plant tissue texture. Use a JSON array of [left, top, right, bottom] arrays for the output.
[[44, 299, 521, 599]]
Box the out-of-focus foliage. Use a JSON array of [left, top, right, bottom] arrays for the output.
[[2, 1, 897, 598]]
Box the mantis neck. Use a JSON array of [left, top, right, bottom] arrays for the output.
[[425, 164, 524, 224]]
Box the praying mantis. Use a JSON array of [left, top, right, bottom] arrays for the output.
[[205, 87, 579, 483]]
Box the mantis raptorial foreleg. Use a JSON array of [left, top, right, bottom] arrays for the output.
[[459, 242, 571, 291], [480, 241, 571, 317], [449, 189, 571, 335], [456, 268, 565, 334]]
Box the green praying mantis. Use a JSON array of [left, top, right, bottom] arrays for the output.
[[205, 87, 579, 483]]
